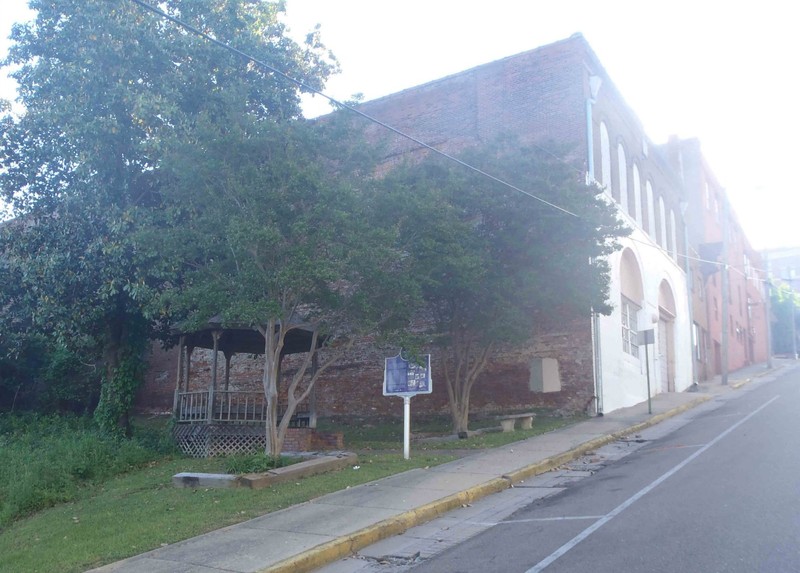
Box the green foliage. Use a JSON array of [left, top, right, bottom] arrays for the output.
[[377, 138, 626, 341], [0, 0, 338, 430], [38, 345, 100, 412], [373, 136, 628, 432], [0, 452, 449, 573], [146, 112, 418, 456], [770, 283, 799, 355], [94, 352, 146, 438], [0, 413, 163, 527], [0, 335, 100, 414], [147, 116, 413, 335]]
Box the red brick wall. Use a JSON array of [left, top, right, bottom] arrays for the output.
[[358, 35, 588, 167], [137, 314, 594, 419]]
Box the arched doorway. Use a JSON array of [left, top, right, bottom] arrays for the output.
[[658, 280, 677, 392]]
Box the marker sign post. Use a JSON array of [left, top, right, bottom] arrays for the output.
[[383, 354, 432, 459], [639, 329, 655, 414]]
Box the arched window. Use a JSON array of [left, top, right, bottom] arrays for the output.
[[599, 122, 611, 195], [646, 180, 655, 236], [633, 163, 642, 226], [620, 248, 644, 358], [617, 143, 628, 213], [659, 197, 667, 248]]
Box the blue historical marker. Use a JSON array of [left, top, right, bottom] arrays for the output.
[[383, 354, 432, 396], [383, 353, 432, 459]]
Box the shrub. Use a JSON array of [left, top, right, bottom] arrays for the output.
[[0, 413, 169, 527]]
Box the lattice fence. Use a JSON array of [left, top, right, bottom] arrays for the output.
[[172, 424, 267, 458]]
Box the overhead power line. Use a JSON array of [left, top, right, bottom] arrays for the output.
[[127, 1, 774, 284], [127, 0, 581, 218]]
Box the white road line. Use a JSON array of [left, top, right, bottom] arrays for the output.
[[470, 516, 604, 527], [503, 516, 605, 524], [525, 395, 780, 573]]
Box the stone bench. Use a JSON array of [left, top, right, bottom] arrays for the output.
[[495, 412, 536, 432]]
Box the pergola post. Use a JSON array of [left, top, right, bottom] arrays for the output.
[[309, 352, 318, 429], [224, 351, 232, 392], [173, 335, 185, 417], [208, 330, 222, 423], [185, 346, 194, 392]]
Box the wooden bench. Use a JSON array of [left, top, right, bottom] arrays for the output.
[[496, 412, 536, 432]]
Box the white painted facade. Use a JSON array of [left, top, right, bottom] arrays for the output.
[[596, 225, 692, 413], [590, 114, 692, 413]]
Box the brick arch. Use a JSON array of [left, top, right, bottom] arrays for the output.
[[620, 247, 644, 304]]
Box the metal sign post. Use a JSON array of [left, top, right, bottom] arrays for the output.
[[639, 329, 655, 415], [383, 353, 432, 460]]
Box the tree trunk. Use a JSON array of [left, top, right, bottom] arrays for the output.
[[261, 317, 283, 458], [443, 338, 493, 435], [261, 321, 345, 458], [97, 315, 136, 438]]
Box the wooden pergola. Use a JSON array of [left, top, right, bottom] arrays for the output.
[[172, 316, 320, 429]]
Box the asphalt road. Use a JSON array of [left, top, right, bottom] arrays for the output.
[[398, 367, 800, 573]]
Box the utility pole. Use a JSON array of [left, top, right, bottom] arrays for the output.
[[680, 201, 697, 388], [764, 279, 773, 369], [791, 281, 798, 360], [720, 197, 729, 385]]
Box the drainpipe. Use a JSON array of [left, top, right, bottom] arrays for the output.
[[680, 199, 698, 391], [720, 196, 730, 384], [586, 73, 604, 415]]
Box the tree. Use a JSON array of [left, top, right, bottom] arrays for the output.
[[147, 114, 417, 457], [0, 0, 337, 434], [770, 283, 799, 356], [375, 138, 628, 434]]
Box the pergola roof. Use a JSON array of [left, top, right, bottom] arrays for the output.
[[178, 316, 319, 356]]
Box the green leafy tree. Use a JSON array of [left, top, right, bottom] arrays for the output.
[[0, 0, 337, 435], [770, 283, 799, 356], [147, 115, 417, 456], [376, 138, 628, 434]]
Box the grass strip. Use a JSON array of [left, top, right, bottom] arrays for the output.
[[0, 453, 451, 573]]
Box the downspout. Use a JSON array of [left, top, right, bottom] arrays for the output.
[[679, 153, 698, 390], [587, 73, 604, 415], [682, 204, 698, 390], [720, 196, 730, 384]]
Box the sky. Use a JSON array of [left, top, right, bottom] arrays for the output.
[[1, 1, 798, 251]]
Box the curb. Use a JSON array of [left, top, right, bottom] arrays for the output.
[[259, 394, 712, 573], [729, 362, 782, 389]]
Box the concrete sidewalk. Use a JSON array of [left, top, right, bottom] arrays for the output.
[[91, 360, 790, 573]]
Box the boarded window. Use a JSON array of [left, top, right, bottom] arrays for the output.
[[530, 358, 561, 393]]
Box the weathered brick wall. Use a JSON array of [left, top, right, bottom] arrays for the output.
[[358, 35, 588, 166], [136, 342, 180, 413], [136, 314, 594, 419]]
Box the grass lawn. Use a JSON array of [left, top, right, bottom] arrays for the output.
[[0, 412, 581, 573]]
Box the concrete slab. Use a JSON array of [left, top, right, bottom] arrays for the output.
[[243, 502, 399, 536], [91, 556, 226, 572], [149, 527, 331, 573], [375, 467, 497, 492], [172, 472, 240, 489], [315, 482, 458, 511]]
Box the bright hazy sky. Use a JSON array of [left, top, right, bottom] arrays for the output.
[[2, 1, 798, 253]]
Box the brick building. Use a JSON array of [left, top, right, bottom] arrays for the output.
[[662, 138, 769, 380], [345, 32, 694, 414], [139, 33, 767, 423]]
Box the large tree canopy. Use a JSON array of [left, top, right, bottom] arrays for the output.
[[146, 113, 418, 456], [0, 0, 337, 434], [375, 138, 628, 433]]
